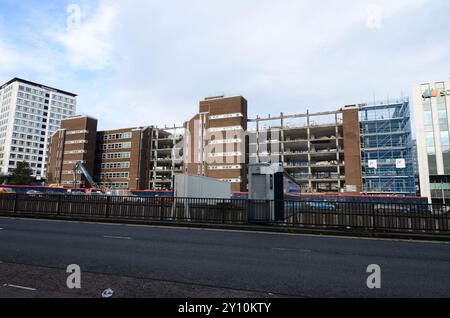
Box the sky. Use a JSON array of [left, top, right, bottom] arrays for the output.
[[0, 0, 449, 130]]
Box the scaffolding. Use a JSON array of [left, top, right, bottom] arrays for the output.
[[360, 98, 416, 196]]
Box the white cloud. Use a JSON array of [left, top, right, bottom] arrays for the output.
[[1, 0, 447, 130]]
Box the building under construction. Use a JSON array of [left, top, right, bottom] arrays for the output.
[[248, 106, 363, 194], [360, 98, 415, 196], [47, 96, 414, 197], [150, 126, 184, 190]]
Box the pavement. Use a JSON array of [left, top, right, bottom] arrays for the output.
[[0, 216, 449, 298]]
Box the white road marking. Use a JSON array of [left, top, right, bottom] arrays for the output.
[[4, 284, 36, 291], [1, 216, 449, 245], [272, 248, 312, 253], [0, 228, 3, 230], [103, 235, 132, 240]]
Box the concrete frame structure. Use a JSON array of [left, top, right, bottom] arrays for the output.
[[248, 106, 363, 194], [149, 126, 184, 190]]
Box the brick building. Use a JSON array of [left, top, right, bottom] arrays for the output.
[[47, 116, 153, 190], [184, 96, 248, 192]]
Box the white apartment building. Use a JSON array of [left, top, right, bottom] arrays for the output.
[[413, 79, 450, 203], [0, 78, 77, 179]]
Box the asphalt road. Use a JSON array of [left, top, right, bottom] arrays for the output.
[[0, 217, 449, 298]]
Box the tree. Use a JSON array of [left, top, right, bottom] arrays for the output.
[[0, 173, 9, 185], [9, 161, 34, 185]]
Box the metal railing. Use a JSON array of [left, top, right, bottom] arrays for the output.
[[0, 194, 449, 235], [282, 200, 450, 233]]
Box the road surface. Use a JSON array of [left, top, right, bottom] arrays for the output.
[[0, 217, 449, 297]]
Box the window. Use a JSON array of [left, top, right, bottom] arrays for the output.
[[424, 111, 433, 126], [438, 110, 448, 126], [426, 132, 436, 155], [441, 131, 450, 153]]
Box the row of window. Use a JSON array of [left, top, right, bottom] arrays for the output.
[[18, 85, 47, 97], [17, 92, 46, 103], [51, 94, 76, 104], [99, 172, 129, 179], [66, 130, 88, 135], [18, 85, 76, 104], [209, 113, 243, 120], [16, 104, 46, 115], [98, 182, 129, 189], [100, 152, 131, 159], [64, 150, 87, 155], [15, 111, 45, 122], [12, 139, 44, 148], [11, 148, 43, 157], [63, 160, 86, 165], [101, 142, 132, 150], [102, 132, 132, 141], [100, 162, 130, 169], [14, 125, 46, 136], [12, 133, 45, 142], [65, 140, 88, 145], [14, 119, 47, 129], [208, 165, 241, 170], [9, 160, 42, 168], [62, 170, 81, 175], [50, 105, 74, 114]]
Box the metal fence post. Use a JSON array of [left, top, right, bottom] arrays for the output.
[[105, 196, 110, 218], [222, 200, 225, 224], [57, 195, 61, 216], [13, 193, 18, 213], [292, 201, 296, 228]]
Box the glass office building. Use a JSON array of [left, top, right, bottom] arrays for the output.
[[413, 80, 450, 203]]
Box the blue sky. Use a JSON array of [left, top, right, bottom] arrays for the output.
[[0, 0, 449, 130]]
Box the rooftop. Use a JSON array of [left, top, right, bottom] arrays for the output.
[[0, 77, 77, 97]]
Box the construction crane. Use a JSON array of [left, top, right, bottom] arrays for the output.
[[73, 161, 98, 189]]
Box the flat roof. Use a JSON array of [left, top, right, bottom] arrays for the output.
[[202, 95, 246, 102], [62, 115, 98, 121], [0, 77, 77, 97]]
